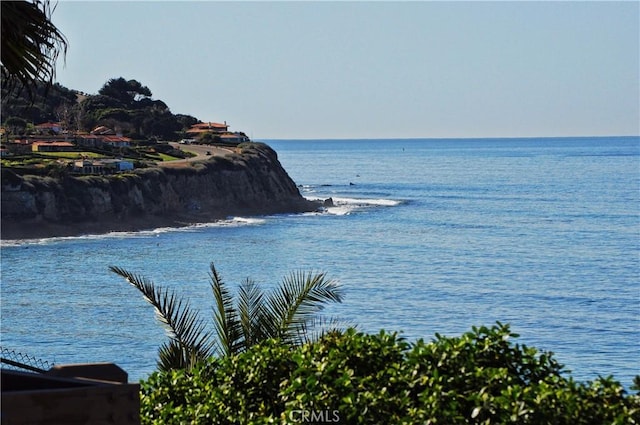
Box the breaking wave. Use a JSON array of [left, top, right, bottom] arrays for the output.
[[1, 217, 267, 246], [313, 196, 402, 216]]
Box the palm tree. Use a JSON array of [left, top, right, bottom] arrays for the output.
[[1, 0, 68, 96], [110, 263, 344, 371]]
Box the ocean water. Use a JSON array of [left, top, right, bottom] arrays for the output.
[[1, 137, 638, 387]]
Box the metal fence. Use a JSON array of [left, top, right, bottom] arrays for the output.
[[0, 346, 54, 373]]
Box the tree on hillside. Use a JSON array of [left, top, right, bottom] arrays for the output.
[[3, 68, 196, 140], [138, 108, 181, 141], [76, 94, 125, 131], [110, 263, 344, 371], [4, 117, 28, 135], [89, 78, 183, 139], [1, 77, 77, 127], [98, 77, 152, 108], [1, 0, 68, 97], [175, 114, 199, 131]]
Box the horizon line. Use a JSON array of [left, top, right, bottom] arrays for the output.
[[258, 134, 640, 142]]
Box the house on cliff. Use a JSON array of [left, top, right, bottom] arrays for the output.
[[220, 132, 250, 144], [73, 159, 133, 174], [186, 122, 229, 136], [34, 122, 63, 135], [102, 136, 132, 148], [32, 141, 75, 152], [74, 133, 132, 149], [74, 134, 101, 148], [185, 121, 250, 144], [7, 139, 34, 154]]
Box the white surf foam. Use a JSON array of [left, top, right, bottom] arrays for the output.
[[333, 197, 402, 207], [218, 217, 267, 226], [308, 196, 402, 216], [1, 217, 267, 246]]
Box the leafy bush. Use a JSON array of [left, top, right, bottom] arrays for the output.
[[140, 323, 639, 424]]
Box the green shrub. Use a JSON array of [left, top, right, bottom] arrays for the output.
[[140, 323, 639, 424], [141, 342, 294, 424]]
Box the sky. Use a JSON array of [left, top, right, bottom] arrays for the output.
[[51, 1, 639, 140]]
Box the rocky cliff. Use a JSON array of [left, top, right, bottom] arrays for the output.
[[1, 143, 319, 239]]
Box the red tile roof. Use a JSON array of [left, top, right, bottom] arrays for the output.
[[191, 122, 228, 129], [35, 122, 62, 129], [32, 141, 74, 146], [102, 136, 132, 142], [186, 122, 229, 134]]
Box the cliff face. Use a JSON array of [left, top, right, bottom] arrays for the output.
[[1, 143, 319, 239]]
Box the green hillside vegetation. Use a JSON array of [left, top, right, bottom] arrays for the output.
[[2, 76, 197, 141], [0, 76, 247, 178]]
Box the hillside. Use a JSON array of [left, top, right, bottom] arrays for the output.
[[1, 76, 198, 141], [1, 77, 319, 239]]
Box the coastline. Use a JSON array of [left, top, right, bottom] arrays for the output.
[[1, 213, 212, 241], [1, 143, 320, 241], [0, 204, 316, 241]]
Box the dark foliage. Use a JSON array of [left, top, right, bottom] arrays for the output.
[[2, 75, 195, 141], [1, 77, 77, 127], [1, 0, 68, 98]]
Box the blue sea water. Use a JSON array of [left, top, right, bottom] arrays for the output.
[[1, 137, 639, 387]]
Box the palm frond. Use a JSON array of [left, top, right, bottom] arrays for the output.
[[157, 340, 186, 371], [237, 278, 268, 350], [157, 340, 203, 372], [113, 263, 345, 365], [110, 266, 215, 371], [266, 271, 344, 345], [209, 263, 242, 357], [298, 315, 353, 345], [1, 0, 68, 97]]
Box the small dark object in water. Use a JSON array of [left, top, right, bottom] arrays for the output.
[[323, 197, 334, 207]]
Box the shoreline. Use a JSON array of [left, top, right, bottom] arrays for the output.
[[1, 215, 191, 242], [1, 217, 229, 243], [1, 200, 320, 242]]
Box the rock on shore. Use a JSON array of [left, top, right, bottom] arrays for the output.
[[1, 143, 320, 239]]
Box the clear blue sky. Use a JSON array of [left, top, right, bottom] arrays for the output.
[[52, 1, 639, 139]]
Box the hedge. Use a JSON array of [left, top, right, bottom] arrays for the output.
[[140, 323, 639, 424]]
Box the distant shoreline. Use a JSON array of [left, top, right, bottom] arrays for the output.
[[1, 214, 214, 241], [1, 210, 278, 242]]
